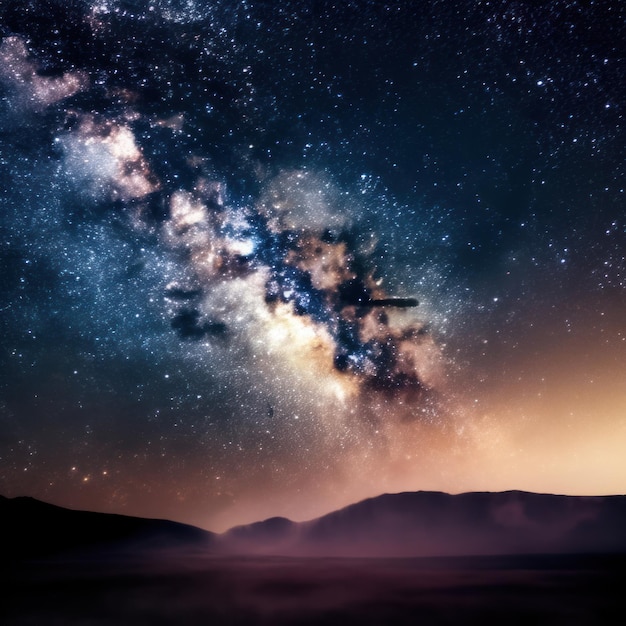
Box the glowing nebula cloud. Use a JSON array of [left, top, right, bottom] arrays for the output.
[[1, 1, 624, 531]]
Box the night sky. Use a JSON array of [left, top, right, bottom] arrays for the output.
[[1, 0, 624, 532]]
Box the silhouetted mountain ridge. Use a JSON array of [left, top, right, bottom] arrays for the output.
[[0, 495, 215, 559], [4, 490, 626, 559], [222, 490, 626, 556]]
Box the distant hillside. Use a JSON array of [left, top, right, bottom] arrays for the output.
[[221, 490, 626, 557], [0, 495, 215, 559], [4, 491, 626, 560]]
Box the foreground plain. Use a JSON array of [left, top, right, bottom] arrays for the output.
[[3, 552, 624, 625]]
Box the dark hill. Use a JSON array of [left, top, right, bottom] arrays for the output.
[[222, 516, 299, 554], [219, 490, 626, 557], [5, 491, 626, 560], [0, 495, 215, 560]]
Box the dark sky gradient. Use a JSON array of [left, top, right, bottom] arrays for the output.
[[1, 0, 624, 531]]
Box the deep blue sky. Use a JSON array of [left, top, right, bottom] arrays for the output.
[[1, 1, 624, 530]]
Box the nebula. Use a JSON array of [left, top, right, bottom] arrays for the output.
[[1, 1, 624, 531]]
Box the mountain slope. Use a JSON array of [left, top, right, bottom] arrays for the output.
[[221, 490, 626, 557], [4, 490, 626, 560], [0, 495, 215, 559]]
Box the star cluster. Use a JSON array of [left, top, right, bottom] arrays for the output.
[[1, 1, 624, 530]]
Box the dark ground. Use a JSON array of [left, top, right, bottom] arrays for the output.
[[2, 552, 624, 625]]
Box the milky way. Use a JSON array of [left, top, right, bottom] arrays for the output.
[[1, 1, 624, 530]]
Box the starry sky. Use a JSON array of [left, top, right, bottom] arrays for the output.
[[1, 0, 624, 532]]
